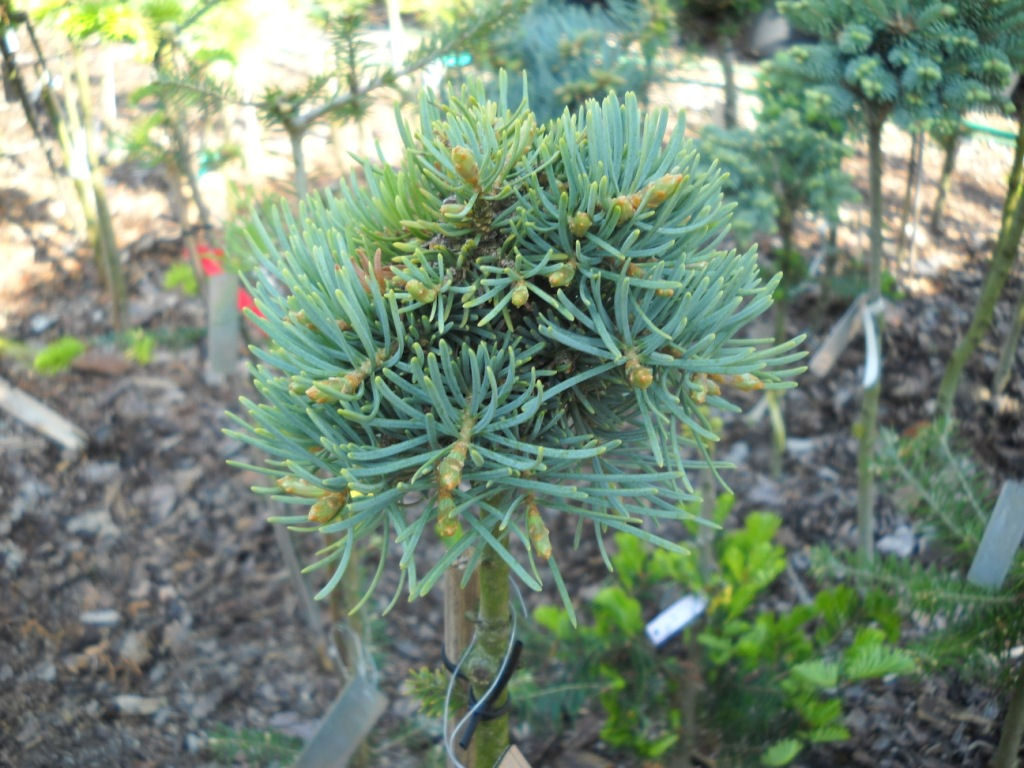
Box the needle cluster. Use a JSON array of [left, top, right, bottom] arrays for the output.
[[229, 75, 804, 611]]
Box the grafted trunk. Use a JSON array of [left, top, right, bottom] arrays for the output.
[[930, 130, 960, 235], [856, 107, 888, 564], [467, 545, 512, 767], [718, 38, 737, 128]]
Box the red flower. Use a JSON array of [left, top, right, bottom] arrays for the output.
[[187, 244, 264, 319], [236, 286, 264, 319], [197, 243, 226, 276]]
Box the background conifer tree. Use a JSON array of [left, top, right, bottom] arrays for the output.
[[776, 0, 1021, 563], [472, 0, 671, 123]]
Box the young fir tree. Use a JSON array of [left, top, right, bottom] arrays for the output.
[[229, 76, 804, 764], [699, 85, 855, 475], [673, 0, 765, 127], [831, 422, 1024, 768], [475, 0, 670, 124], [775, 0, 1020, 563], [699, 96, 854, 259]]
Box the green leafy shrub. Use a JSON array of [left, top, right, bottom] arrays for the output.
[[228, 74, 804, 611], [531, 500, 914, 765], [164, 262, 199, 296], [124, 328, 156, 365]]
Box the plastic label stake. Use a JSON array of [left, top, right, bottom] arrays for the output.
[[808, 294, 865, 378], [293, 671, 387, 768], [205, 270, 240, 385], [861, 299, 885, 389], [645, 594, 708, 646], [967, 480, 1024, 590]]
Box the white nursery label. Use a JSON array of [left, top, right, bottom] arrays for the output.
[[645, 594, 708, 646], [967, 480, 1024, 590]]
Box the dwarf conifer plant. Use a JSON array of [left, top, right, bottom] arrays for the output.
[[229, 75, 803, 764]]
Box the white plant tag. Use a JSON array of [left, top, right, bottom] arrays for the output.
[[294, 671, 387, 768], [205, 271, 239, 385], [808, 294, 865, 378], [861, 299, 885, 389], [4, 28, 20, 55], [645, 594, 708, 646], [967, 480, 1024, 590]]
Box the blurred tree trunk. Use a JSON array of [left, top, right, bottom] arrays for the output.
[[937, 92, 1024, 419]]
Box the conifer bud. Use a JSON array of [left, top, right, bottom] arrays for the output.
[[548, 260, 576, 288], [405, 279, 437, 303], [645, 173, 685, 208], [511, 281, 529, 307], [306, 379, 343, 403], [436, 488, 461, 540], [709, 372, 764, 391], [526, 496, 551, 560], [438, 440, 468, 491], [610, 195, 635, 223], [451, 145, 479, 187], [625, 357, 653, 389], [308, 490, 349, 523], [276, 475, 324, 498], [569, 211, 592, 238]]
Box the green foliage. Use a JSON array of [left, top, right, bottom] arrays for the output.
[[406, 665, 464, 718], [206, 723, 302, 767], [533, 576, 686, 757], [825, 421, 1024, 684], [122, 0, 242, 178], [256, 0, 525, 132], [32, 0, 154, 46], [124, 328, 156, 364], [164, 261, 199, 295], [530, 503, 911, 765], [229, 76, 804, 615], [775, 0, 1024, 128], [32, 336, 86, 375], [473, 0, 671, 123], [699, 104, 855, 251], [760, 739, 802, 767], [0, 336, 33, 365]]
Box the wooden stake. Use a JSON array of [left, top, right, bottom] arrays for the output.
[[0, 376, 87, 452]]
